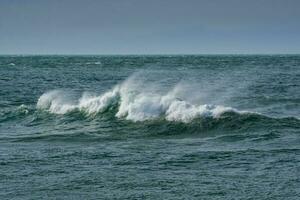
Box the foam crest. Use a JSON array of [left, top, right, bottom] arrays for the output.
[[37, 90, 76, 114], [78, 87, 120, 114], [37, 88, 120, 115], [36, 75, 248, 122]]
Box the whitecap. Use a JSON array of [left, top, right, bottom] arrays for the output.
[[36, 74, 250, 122]]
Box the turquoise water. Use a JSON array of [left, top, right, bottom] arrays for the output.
[[0, 55, 299, 199]]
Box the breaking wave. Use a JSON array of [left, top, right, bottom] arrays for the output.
[[37, 75, 251, 123]]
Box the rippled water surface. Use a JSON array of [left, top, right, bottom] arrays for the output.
[[0, 55, 299, 199]]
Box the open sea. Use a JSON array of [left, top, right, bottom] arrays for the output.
[[0, 55, 299, 199]]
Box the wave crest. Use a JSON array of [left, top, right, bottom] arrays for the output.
[[37, 77, 250, 123]]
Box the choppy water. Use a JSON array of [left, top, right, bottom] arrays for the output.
[[0, 55, 300, 199]]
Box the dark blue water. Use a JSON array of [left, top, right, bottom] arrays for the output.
[[0, 55, 299, 199]]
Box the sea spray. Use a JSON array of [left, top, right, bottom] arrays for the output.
[[37, 90, 77, 114], [37, 75, 248, 122]]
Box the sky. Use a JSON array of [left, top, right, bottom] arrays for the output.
[[0, 0, 300, 54]]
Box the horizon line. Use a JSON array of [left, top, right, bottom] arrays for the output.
[[1, 53, 300, 56]]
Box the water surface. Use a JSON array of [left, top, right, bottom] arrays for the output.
[[0, 55, 299, 199]]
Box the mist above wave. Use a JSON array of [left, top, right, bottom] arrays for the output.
[[37, 74, 249, 123]]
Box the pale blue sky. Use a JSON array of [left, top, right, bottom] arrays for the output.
[[1, 0, 300, 54]]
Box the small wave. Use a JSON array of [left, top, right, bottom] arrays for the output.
[[17, 104, 30, 115], [85, 61, 102, 65], [37, 75, 253, 123], [0, 104, 32, 123]]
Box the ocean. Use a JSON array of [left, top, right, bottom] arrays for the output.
[[0, 55, 299, 199]]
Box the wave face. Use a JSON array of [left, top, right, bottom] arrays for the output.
[[36, 74, 250, 123]]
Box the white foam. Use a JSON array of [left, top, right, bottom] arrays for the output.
[[36, 75, 247, 122], [85, 61, 102, 65], [78, 87, 119, 114], [17, 104, 29, 114], [37, 90, 77, 114]]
